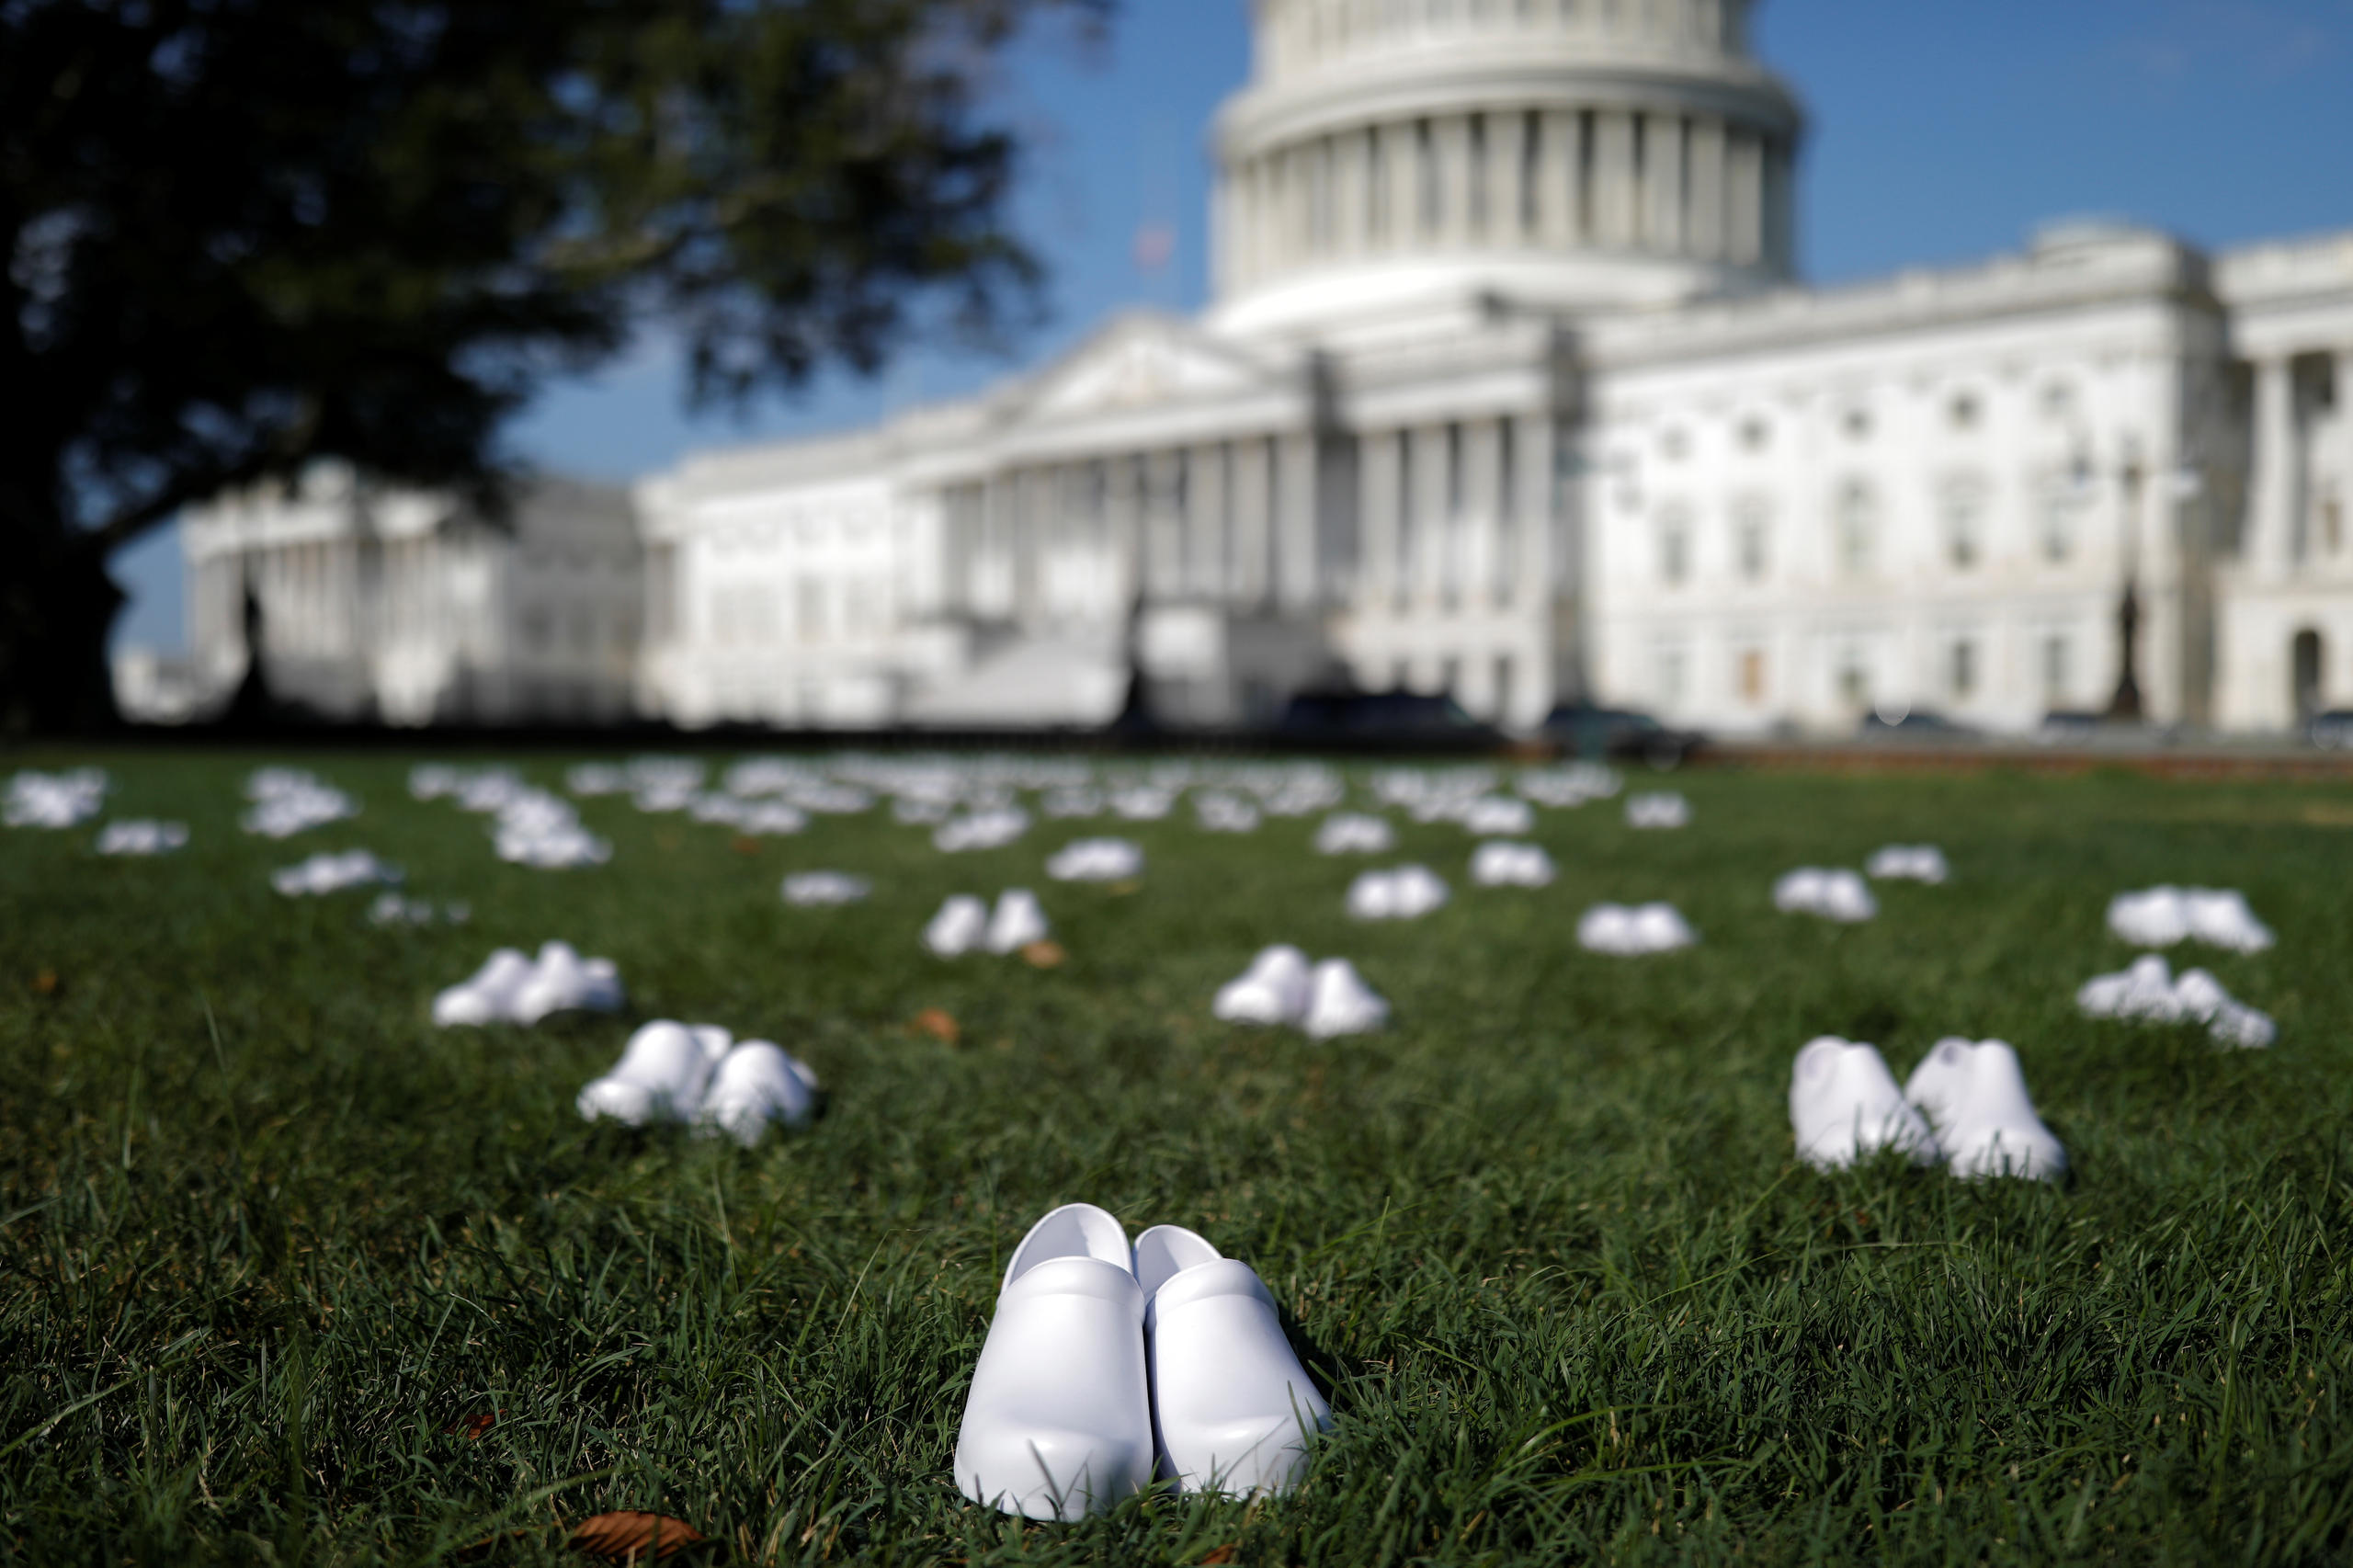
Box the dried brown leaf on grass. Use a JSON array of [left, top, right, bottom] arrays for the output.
[[442, 1409, 497, 1440], [1199, 1545, 1242, 1565], [1019, 939, 1066, 969], [566, 1511, 709, 1561], [912, 1006, 960, 1043], [459, 1510, 708, 1563]]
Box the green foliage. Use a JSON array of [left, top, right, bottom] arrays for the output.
[[0, 0, 1104, 730], [3, 756, 2351, 1562]]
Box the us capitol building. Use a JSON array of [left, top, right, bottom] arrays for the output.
[[174, 0, 2353, 734]]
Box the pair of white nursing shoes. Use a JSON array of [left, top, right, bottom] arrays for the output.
[[1790, 1036, 2065, 1181], [955, 1203, 1332, 1521]]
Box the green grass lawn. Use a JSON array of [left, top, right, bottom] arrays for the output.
[[4, 749, 2352, 1565]]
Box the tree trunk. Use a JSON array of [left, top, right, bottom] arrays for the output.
[[0, 531, 127, 734]]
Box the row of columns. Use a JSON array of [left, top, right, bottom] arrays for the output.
[[1262, 0, 1742, 77], [941, 416, 1563, 626], [190, 539, 368, 662], [1223, 108, 1787, 290], [943, 438, 1324, 623], [1356, 414, 1557, 616], [2245, 349, 2353, 576], [190, 530, 485, 674]]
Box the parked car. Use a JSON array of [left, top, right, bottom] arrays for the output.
[[1272, 688, 1504, 750], [2308, 710, 2353, 750], [1858, 709, 1977, 740], [1539, 702, 1706, 768]]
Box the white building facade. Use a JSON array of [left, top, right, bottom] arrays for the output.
[[177, 0, 2353, 735], [180, 471, 642, 723]]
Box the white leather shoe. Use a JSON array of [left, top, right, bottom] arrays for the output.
[[1904, 1038, 2065, 1181], [955, 1204, 1153, 1520], [432, 947, 533, 1026], [1212, 945, 1313, 1027], [1790, 1037, 1938, 1170], [1301, 959, 1389, 1039], [985, 888, 1051, 953], [1135, 1225, 1330, 1498], [926, 895, 989, 957], [694, 1040, 819, 1145], [576, 1020, 724, 1126]]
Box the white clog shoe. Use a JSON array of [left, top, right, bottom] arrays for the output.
[[1134, 1225, 1330, 1498], [1301, 959, 1389, 1039], [695, 1040, 821, 1145], [956, 1203, 1153, 1520], [985, 888, 1051, 953], [512, 940, 585, 1025], [1903, 1038, 2066, 1181], [432, 947, 534, 1026], [1790, 1037, 1938, 1170], [926, 895, 990, 958], [1212, 945, 1313, 1027], [576, 1020, 726, 1126]]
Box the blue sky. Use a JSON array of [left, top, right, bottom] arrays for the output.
[[110, 0, 2353, 651]]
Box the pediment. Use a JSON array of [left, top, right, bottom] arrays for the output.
[[1013, 314, 1275, 424]]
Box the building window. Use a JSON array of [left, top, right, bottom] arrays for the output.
[[1836, 482, 1876, 577], [1737, 646, 1766, 703], [2042, 633, 2070, 704], [1837, 650, 1870, 710], [1842, 407, 1872, 440], [1941, 477, 1985, 571], [1658, 505, 1691, 585], [1949, 393, 1981, 430], [2040, 381, 2076, 422], [1949, 638, 1977, 699], [1657, 646, 1686, 705], [1661, 426, 1689, 461], [796, 578, 826, 643], [1734, 496, 1770, 581], [1494, 653, 1515, 718], [2322, 487, 2344, 555], [2040, 478, 2077, 563], [1738, 417, 1770, 452]]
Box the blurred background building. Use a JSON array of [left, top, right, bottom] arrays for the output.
[[178, 470, 641, 724], [165, 0, 2353, 734]]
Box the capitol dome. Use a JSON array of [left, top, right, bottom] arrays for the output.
[[1206, 0, 1804, 347]]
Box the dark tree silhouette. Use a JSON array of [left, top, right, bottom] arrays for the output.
[[0, 0, 1107, 731]]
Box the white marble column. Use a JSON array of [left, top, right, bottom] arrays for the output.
[[1512, 412, 1553, 611], [1465, 419, 1503, 608], [1538, 110, 1574, 244], [1687, 117, 1725, 260], [1725, 130, 1762, 266], [1644, 112, 1685, 253], [1387, 120, 1417, 248], [2247, 355, 2295, 580], [2338, 350, 2353, 554], [1413, 425, 1450, 608], [1276, 432, 1319, 612], [1337, 128, 1370, 257], [1233, 437, 1272, 608], [1492, 108, 1529, 243], [1360, 431, 1400, 610], [1593, 111, 1636, 247], [1436, 115, 1471, 246]]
